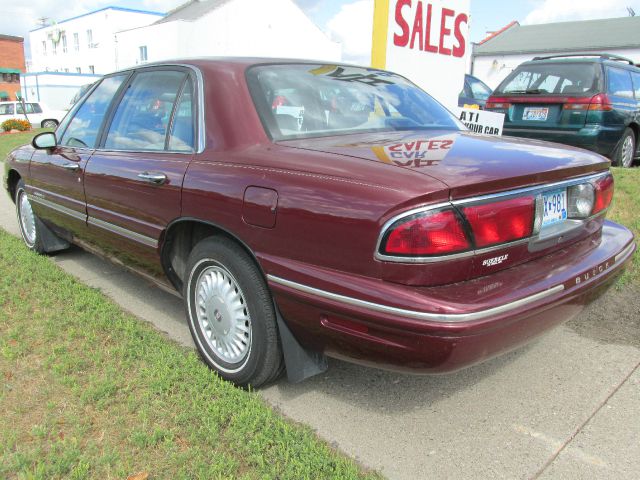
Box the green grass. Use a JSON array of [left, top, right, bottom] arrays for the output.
[[608, 167, 640, 285], [0, 129, 48, 160], [0, 230, 378, 480]]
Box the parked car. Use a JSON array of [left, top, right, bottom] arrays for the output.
[[458, 74, 493, 108], [3, 59, 635, 387], [485, 53, 640, 167], [0, 100, 66, 128]]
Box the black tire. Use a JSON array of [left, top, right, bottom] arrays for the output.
[[183, 236, 283, 388], [613, 128, 635, 168], [41, 119, 58, 128], [15, 180, 47, 253]]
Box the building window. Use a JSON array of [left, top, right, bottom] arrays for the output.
[[52, 39, 57, 55], [62, 33, 67, 53], [87, 29, 93, 48], [88, 65, 95, 74], [64, 68, 69, 73], [139, 46, 148, 63], [76, 67, 81, 73], [42, 40, 47, 56], [73, 32, 79, 52]]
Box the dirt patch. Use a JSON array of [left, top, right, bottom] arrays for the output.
[[566, 285, 640, 348]]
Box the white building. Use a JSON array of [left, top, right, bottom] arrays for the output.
[[29, 7, 164, 75], [115, 0, 341, 70], [472, 17, 640, 89], [20, 72, 102, 110]]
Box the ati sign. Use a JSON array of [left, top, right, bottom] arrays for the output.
[[372, 0, 470, 109], [457, 107, 505, 136]]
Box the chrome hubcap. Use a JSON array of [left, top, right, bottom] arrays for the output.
[[18, 191, 37, 246], [195, 265, 251, 364], [621, 135, 634, 167]]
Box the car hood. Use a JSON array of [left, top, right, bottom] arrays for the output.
[[279, 129, 610, 199]]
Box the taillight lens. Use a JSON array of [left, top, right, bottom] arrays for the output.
[[463, 196, 535, 248], [381, 209, 470, 256], [588, 93, 614, 111], [593, 174, 614, 214], [567, 183, 595, 218]]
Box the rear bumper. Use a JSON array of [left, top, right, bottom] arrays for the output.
[[503, 124, 624, 157], [269, 221, 635, 373]]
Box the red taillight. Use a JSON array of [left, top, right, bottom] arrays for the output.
[[463, 196, 535, 248], [588, 93, 614, 111], [486, 97, 511, 109], [593, 174, 614, 214], [382, 209, 470, 256]]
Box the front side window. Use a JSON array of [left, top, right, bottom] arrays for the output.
[[60, 74, 127, 148], [496, 63, 598, 95], [0, 104, 14, 115], [247, 64, 462, 141], [104, 70, 188, 151], [607, 67, 634, 98]]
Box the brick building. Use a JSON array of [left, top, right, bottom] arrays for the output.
[[0, 34, 26, 101]]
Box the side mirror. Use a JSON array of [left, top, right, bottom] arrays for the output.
[[32, 132, 57, 150]]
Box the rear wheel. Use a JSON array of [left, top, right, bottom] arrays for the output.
[[613, 128, 635, 168], [183, 236, 283, 388], [41, 119, 58, 128]]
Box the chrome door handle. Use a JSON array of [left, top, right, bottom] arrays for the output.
[[61, 162, 80, 172], [137, 172, 167, 185]]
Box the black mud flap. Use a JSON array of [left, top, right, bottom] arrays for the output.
[[38, 218, 70, 253], [275, 308, 328, 383]]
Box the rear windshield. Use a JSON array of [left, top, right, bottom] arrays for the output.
[[495, 63, 599, 96], [247, 64, 462, 141]]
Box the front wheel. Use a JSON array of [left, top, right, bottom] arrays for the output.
[[41, 119, 58, 128], [613, 128, 636, 168], [15, 180, 46, 253], [184, 236, 283, 388]]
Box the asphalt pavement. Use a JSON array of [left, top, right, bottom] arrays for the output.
[[1, 190, 638, 480]]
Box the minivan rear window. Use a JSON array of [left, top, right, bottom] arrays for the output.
[[495, 63, 599, 96]]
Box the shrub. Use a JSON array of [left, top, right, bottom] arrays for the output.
[[1, 118, 31, 132]]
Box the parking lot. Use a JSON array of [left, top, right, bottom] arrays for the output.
[[1, 190, 638, 479]]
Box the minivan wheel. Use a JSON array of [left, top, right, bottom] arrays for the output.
[[614, 128, 635, 168], [184, 236, 283, 388]]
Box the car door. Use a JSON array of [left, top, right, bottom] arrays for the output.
[[83, 67, 196, 280], [28, 74, 129, 239]]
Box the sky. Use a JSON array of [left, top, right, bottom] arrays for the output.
[[3, 0, 640, 64]]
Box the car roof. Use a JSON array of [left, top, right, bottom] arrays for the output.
[[521, 56, 640, 72]]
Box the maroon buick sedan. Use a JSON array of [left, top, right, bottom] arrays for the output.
[[3, 59, 636, 387]]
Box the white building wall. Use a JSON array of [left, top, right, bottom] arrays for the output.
[[29, 8, 163, 75], [20, 73, 102, 110], [472, 48, 640, 90], [115, 0, 341, 69]]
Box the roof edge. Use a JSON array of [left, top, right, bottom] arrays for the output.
[[477, 20, 519, 45], [29, 6, 165, 33]]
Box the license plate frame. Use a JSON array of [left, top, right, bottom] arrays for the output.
[[542, 189, 568, 228], [523, 107, 549, 121]]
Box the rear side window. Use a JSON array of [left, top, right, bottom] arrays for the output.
[[607, 68, 634, 98], [104, 70, 188, 151], [495, 63, 598, 95], [60, 75, 128, 148], [467, 76, 492, 100], [632, 71, 640, 99]]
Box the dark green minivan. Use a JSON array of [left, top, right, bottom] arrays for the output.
[[486, 54, 640, 167]]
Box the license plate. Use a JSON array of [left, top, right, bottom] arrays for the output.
[[523, 107, 549, 121], [542, 189, 567, 227]]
